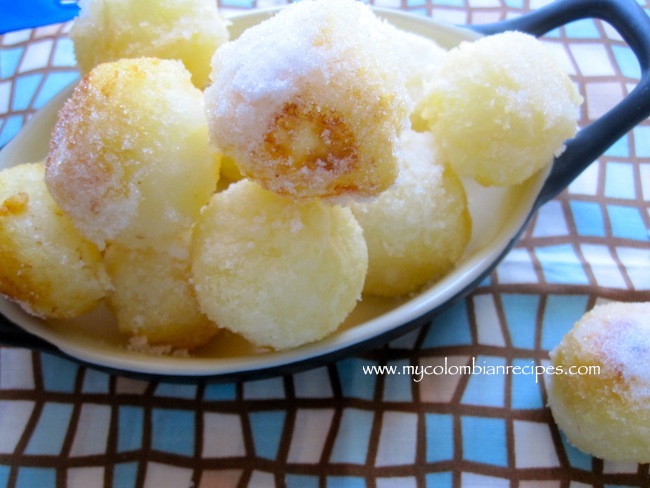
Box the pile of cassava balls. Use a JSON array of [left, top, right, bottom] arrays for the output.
[[0, 0, 581, 352]]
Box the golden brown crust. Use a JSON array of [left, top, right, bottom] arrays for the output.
[[205, 0, 408, 201], [0, 163, 110, 319], [548, 302, 650, 463], [45, 58, 217, 249]]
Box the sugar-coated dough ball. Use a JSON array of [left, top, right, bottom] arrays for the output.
[[350, 130, 470, 296], [419, 31, 582, 186], [205, 0, 409, 201], [547, 302, 650, 463], [105, 238, 218, 351], [46, 58, 218, 250], [380, 24, 446, 126], [70, 0, 229, 88], [191, 179, 368, 350], [0, 163, 109, 319]]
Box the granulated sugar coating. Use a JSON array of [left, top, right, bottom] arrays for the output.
[[45, 58, 218, 250], [0, 163, 110, 319], [205, 0, 409, 201], [105, 237, 218, 351], [70, 0, 230, 88], [349, 130, 471, 297], [381, 24, 447, 115], [548, 301, 650, 463], [419, 31, 582, 186], [191, 180, 368, 350]]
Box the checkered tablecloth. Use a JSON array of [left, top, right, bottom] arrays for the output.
[[1, 0, 649, 487]]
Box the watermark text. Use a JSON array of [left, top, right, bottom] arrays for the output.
[[362, 357, 600, 383]]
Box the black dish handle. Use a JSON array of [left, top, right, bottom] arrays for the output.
[[473, 0, 650, 206]]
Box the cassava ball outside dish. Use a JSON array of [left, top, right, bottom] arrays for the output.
[[548, 302, 650, 463]]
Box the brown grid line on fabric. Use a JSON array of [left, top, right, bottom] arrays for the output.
[[410, 351, 431, 488], [55, 357, 86, 487], [560, 198, 603, 291], [193, 382, 211, 487], [103, 374, 121, 488]]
